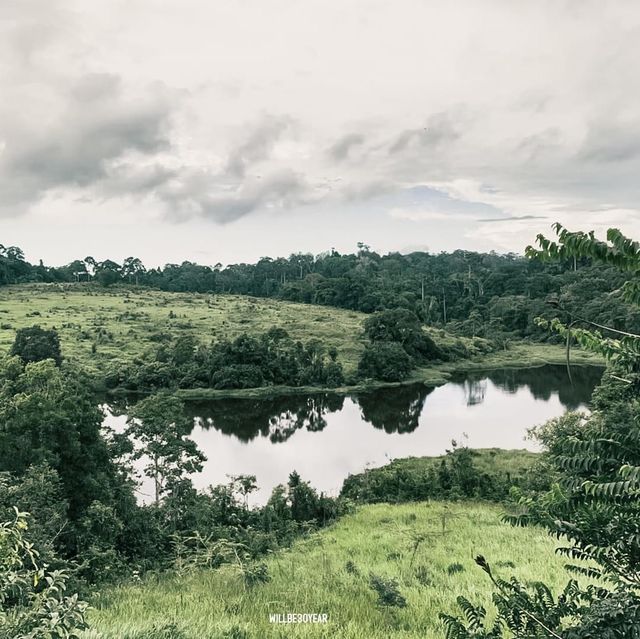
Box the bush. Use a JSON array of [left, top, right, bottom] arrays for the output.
[[10, 325, 62, 366], [0, 509, 89, 638], [357, 342, 413, 382], [340, 447, 537, 504], [212, 365, 264, 389], [106, 328, 344, 391], [368, 574, 407, 608], [363, 309, 442, 362]]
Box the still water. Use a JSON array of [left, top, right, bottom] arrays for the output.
[[104, 365, 603, 504]]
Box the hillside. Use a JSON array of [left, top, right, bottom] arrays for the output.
[[0, 284, 603, 396], [85, 502, 584, 639], [0, 284, 366, 376]]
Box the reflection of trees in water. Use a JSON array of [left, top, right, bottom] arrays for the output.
[[355, 384, 433, 433], [184, 394, 345, 443], [452, 365, 603, 411], [104, 365, 603, 445], [463, 379, 487, 406]]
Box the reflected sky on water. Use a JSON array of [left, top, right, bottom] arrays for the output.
[[104, 365, 603, 504]]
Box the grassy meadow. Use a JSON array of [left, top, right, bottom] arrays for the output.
[[0, 283, 602, 395], [0, 284, 366, 376], [85, 502, 580, 639]]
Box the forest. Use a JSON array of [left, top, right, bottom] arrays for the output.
[[0, 225, 639, 638], [1, 243, 639, 342]]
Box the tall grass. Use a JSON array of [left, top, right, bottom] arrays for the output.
[[85, 502, 582, 639]]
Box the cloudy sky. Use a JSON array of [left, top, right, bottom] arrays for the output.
[[2, 0, 640, 267]]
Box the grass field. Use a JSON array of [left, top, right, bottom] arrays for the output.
[[84, 502, 580, 639], [0, 283, 603, 395], [0, 284, 366, 376]]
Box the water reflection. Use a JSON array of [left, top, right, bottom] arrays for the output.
[[185, 394, 345, 443], [452, 365, 603, 411], [356, 384, 433, 433], [179, 365, 603, 441], [104, 365, 604, 504]]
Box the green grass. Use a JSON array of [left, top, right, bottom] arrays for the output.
[[350, 448, 539, 484], [0, 284, 366, 376], [85, 502, 582, 639], [0, 283, 604, 397]]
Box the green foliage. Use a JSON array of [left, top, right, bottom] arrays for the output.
[[0, 464, 68, 569], [357, 308, 446, 381], [11, 325, 62, 366], [341, 447, 541, 503], [0, 509, 88, 638], [442, 555, 640, 639], [357, 341, 413, 382], [446, 225, 640, 638], [0, 357, 126, 521], [3, 240, 639, 346], [87, 503, 583, 639], [363, 308, 443, 361], [109, 328, 345, 392], [368, 573, 407, 608], [126, 393, 206, 505]]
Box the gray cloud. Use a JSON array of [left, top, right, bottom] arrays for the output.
[[0, 65, 176, 212], [4, 0, 640, 253], [577, 120, 640, 163], [328, 133, 365, 160], [389, 113, 459, 154], [158, 168, 315, 224], [478, 215, 548, 223], [225, 115, 294, 178], [517, 128, 562, 162]]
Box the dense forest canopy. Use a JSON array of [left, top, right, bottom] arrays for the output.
[[1, 243, 638, 341]]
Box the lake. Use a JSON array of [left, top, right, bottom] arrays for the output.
[[103, 364, 603, 504]]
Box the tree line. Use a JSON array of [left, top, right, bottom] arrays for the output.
[[2, 242, 639, 340]]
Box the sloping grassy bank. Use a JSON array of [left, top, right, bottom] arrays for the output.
[[0, 284, 604, 400], [84, 502, 580, 639]]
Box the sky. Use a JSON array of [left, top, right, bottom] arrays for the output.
[[2, 0, 640, 267]]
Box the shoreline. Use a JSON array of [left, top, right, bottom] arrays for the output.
[[106, 342, 605, 402]]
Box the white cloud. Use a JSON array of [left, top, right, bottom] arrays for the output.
[[389, 209, 473, 223], [3, 0, 640, 261]]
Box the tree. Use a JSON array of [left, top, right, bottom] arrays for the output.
[[83, 256, 96, 281], [443, 225, 640, 638], [10, 326, 62, 366], [121, 257, 146, 285], [0, 357, 122, 520], [126, 393, 206, 505], [65, 260, 88, 282], [357, 341, 413, 382], [287, 471, 320, 522], [94, 260, 121, 287], [363, 308, 442, 361], [229, 474, 258, 510], [172, 335, 197, 367]]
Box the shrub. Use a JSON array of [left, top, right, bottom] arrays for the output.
[[10, 325, 62, 366], [357, 342, 413, 382], [212, 365, 264, 389], [368, 573, 407, 608], [0, 509, 89, 638], [242, 562, 270, 588], [446, 562, 465, 575], [363, 308, 442, 362]]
